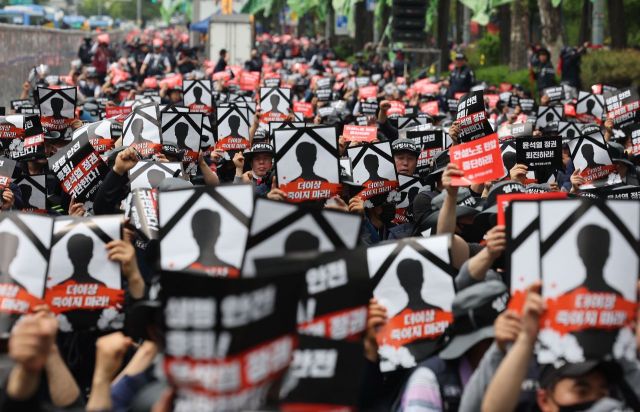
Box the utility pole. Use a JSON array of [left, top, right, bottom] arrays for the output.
[[591, 0, 604, 45]]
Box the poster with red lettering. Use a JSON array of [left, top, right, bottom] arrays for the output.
[[568, 126, 621, 189], [48, 134, 109, 202], [358, 86, 378, 101], [347, 141, 398, 202], [242, 198, 362, 277], [537, 199, 639, 364], [604, 87, 640, 128], [239, 71, 261, 91], [37, 86, 76, 135], [0, 156, 16, 190], [122, 103, 163, 158], [260, 87, 291, 124], [216, 104, 251, 151], [0, 114, 46, 161], [45, 215, 123, 332], [576, 91, 604, 124], [0, 213, 52, 332], [160, 271, 302, 411], [124, 188, 159, 243], [183, 80, 214, 113], [343, 125, 377, 143], [104, 106, 132, 122], [455, 90, 494, 142], [161, 112, 203, 175], [274, 126, 341, 203], [293, 101, 314, 118], [158, 185, 254, 278], [625, 123, 640, 156], [368, 236, 456, 372], [449, 133, 504, 186]]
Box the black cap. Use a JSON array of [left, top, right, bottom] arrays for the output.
[[246, 142, 274, 157], [391, 138, 420, 156], [421, 188, 481, 229], [538, 360, 622, 389]]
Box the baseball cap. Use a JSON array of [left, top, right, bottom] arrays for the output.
[[439, 280, 509, 360], [538, 360, 622, 390], [420, 188, 481, 229], [246, 142, 275, 157], [391, 138, 420, 157]]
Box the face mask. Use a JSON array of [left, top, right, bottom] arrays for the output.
[[556, 399, 597, 412]]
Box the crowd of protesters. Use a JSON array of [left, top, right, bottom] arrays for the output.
[[0, 25, 639, 412]]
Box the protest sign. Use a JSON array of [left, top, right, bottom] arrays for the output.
[[0, 157, 16, 191], [347, 141, 398, 201], [456, 91, 494, 142], [535, 106, 564, 130], [274, 126, 341, 202], [516, 136, 562, 170], [538, 199, 639, 363], [449, 133, 504, 186], [242, 198, 362, 277], [161, 271, 302, 411], [161, 112, 203, 174], [397, 116, 429, 131], [568, 126, 620, 189], [45, 215, 123, 332], [542, 86, 565, 104], [280, 335, 365, 410], [260, 87, 291, 123], [37, 86, 76, 133], [104, 106, 132, 122], [73, 119, 122, 154], [404, 125, 445, 173], [159, 185, 254, 277], [605, 185, 640, 200], [14, 175, 46, 213], [391, 175, 425, 224], [387, 101, 406, 117], [358, 86, 377, 101], [625, 123, 640, 155], [201, 114, 215, 153], [293, 101, 314, 118], [498, 122, 533, 141], [129, 161, 184, 190], [48, 134, 108, 201], [124, 188, 159, 242], [605, 87, 640, 128], [216, 104, 251, 151], [0, 114, 45, 161], [182, 79, 214, 113], [122, 103, 162, 158], [316, 88, 332, 102], [361, 102, 379, 115], [239, 71, 260, 91], [557, 121, 582, 143], [0, 212, 52, 332], [576, 92, 605, 124], [368, 236, 456, 372], [343, 125, 377, 143]]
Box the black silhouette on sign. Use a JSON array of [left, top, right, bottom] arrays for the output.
[[292, 142, 328, 182], [269, 94, 283, 114], [189, 209, 233, 268], [227, 115, 243, 139], [174, 122, 189, 149], [51, 97, 65, 119], [193, 87, 204, 105], [146, 169, 166, 188], [397, 258, 442, 313], [62, 234, 106, 286], [581, 144, 605, 169], [131, 118, 153, 144], [284, 230, 320, 254], [363, 154, 389, 182]]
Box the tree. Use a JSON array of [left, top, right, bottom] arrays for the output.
[[607, 0, 626, 49], [509, 0, 528, 70], [498, 3, 510, 64], [537, 0, 563, 61], [436, 0, 450, 71]]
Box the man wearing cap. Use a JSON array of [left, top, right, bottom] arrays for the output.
[[446, 53, 475, 99], [481, 285, 640, 412], [392, 138, 420, 177], [140, 40, 172, 77], [394, 281, 510, 411], [233, 143, 274, 196]]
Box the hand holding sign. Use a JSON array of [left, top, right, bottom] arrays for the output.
[[9, 312, 58, 373]]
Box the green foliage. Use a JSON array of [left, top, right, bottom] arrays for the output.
[[580, 49, 640, 88], [78, 0, 161, 21], [464, 33, 500, 68], [333, 37, 355, 60], [474, 65, 533, 94]]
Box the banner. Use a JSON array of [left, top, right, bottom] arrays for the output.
[[161, 271, 302, 412], [368, 236, 455, 372], [242, 198, 362, 277], [45, 215, 123, 332], [48, 134, 109, 201], [158, 185, 254, 277], [274, 126, 341, 202], [449, 133, 504, 186]]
